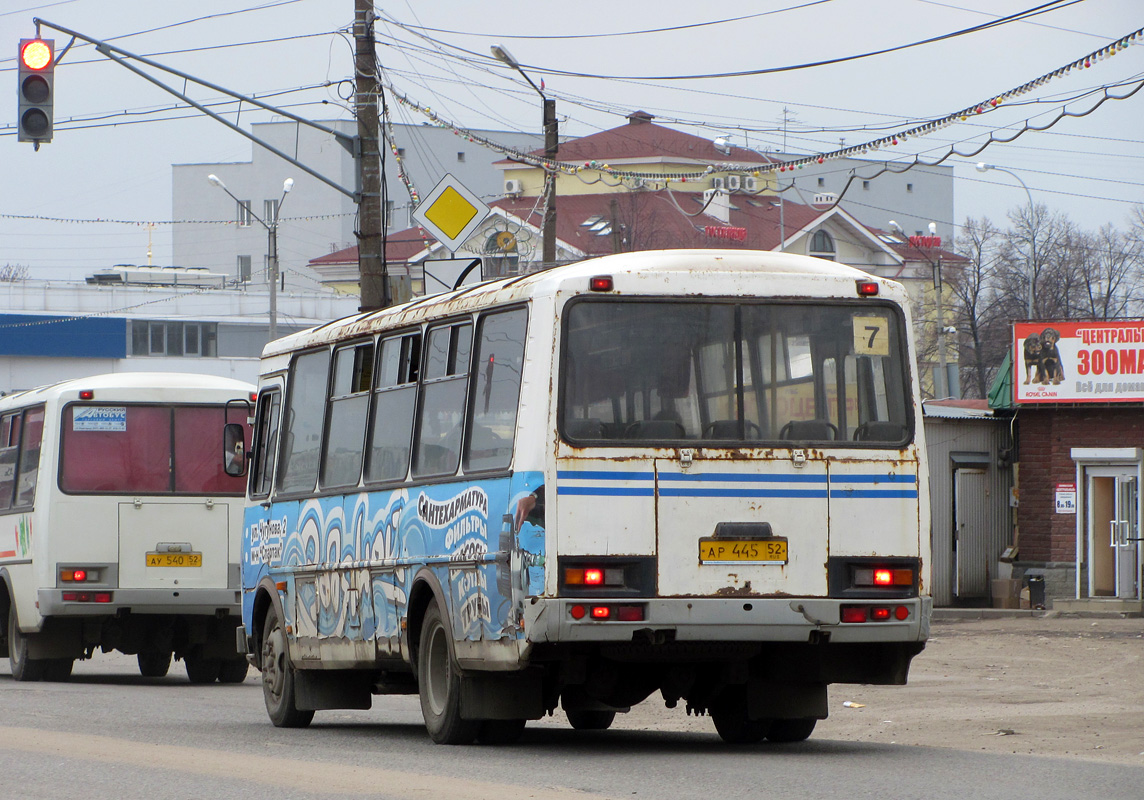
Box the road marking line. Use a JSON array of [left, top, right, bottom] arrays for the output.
[[0, 726, 613, 799]]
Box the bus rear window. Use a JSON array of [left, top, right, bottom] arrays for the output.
[[561, 300, 911, 446], [60, 404, 249, 495]]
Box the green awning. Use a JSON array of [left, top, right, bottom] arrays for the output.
[[987, 351, 1013, 410]]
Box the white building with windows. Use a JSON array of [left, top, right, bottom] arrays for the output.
[[171, 121, 546, 286], [0, 269, 357, 394]]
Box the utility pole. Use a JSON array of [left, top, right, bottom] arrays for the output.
[[542, 97, 558, 265], [355, 0, 390, 311]]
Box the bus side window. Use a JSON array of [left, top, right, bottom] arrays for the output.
[[465, 308, 527, 472], [0, 413, 19, 510], [15, 406, 44, 508], [278, 349, 331, 495], [250, 391, 282, 499], [366, 333, 420, 483], [321, 341, 374, 488], [413, 322, 471, 478]]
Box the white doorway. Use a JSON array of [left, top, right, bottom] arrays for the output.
[[1085, 466, 1140, 599]]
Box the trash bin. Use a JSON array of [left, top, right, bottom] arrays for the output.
[[1026, 575, 1046, 610]]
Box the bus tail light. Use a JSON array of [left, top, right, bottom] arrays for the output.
[[856, 280, 879, 296], [841, 604, 910, 623], [589, 275, 614, 292], [62, 591, 113, 603], [60, 568, 99, 582], [560, 557, 654, 596], [568, 603, 646, 622]]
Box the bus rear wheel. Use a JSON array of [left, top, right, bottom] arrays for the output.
[[218, 657, 250, 684], [261, 604, 313, 728], [566, 710, 616, 731], [8, 606, 45, 682], [185, 654, 221, 684], [138, 651, 172, 678], [43, 658, 74, 682], [766, 718, 816, 743], [417, 603, 479, 745], [710, 687, 770, 744]]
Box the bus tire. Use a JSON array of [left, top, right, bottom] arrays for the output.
[[260, 605, 313, 728], [766, 718, 816, 743], [417, 603, 478, 745], [185, 653, 221, 684], [43, 658, 74, 682], [138, 651, 172, 678], [218, 657, 250, 684], [711, 688, 769, 745], [7, 606, 45, 682], [566, 710, 616, 731]]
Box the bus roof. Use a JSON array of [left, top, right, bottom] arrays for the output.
[[0, 372, 255, 409], [264, 248, 902, 358]]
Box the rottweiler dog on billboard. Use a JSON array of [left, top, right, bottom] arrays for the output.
[[1039, 328, 1064, 385], [1022, 333, 1044, 385]]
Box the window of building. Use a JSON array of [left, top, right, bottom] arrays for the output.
[[237, 255, 251, 282], [396, 147, 405, 158], [862, 180, 870, 190], [906, 183, 914, 193], [817, 178, 825, 188], [264, 198, 279, 224], [130, 321, 217, 357], [237, 200, 253, 227], [385, 200, 395, 228], [809, 229, 835, 261], [457, 152, 466, 163]]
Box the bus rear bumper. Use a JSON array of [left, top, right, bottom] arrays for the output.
[[526, 596, 932, 645], [37, 587, 242, 618]]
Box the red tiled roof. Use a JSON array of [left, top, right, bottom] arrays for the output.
[[500, 112, 773, 166], [307, 230, 433, 266]]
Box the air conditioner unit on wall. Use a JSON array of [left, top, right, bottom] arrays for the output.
[[726, 174, 742, 192], [711, 176, 726, 191], [504, 179, 523, 196], [742, 176, 758, 192]]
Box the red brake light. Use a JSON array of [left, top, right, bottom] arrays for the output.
[[21, 40, 52, 71], [589, 275, 614, 292], [856, 280, 879, 296], [590, 606, 611, 619], [874, 569, 894, 586], [583, 568, 604, 586], [73, 569, 87, 582], [871, 607, 892, 621], [79, 390, 95, 400]]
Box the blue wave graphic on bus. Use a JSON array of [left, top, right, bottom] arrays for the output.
[[241, 473, 545, 646]]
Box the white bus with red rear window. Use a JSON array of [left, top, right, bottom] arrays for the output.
[[0, 372, 254, 683], [233, 249, 930, 744]]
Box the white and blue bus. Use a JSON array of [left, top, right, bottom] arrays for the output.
[[232, 249, 931, 744], [1, 372, 254, 683]]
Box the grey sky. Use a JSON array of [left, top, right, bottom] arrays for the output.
[[2, 0, 1141, 279]]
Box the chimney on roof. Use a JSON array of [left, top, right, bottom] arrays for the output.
[[628, 111, 654, 125]]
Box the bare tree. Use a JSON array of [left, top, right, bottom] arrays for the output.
[[948, 217, 1006, 398], [0, 264, 30, 282]]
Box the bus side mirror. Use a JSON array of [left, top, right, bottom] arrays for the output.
[[223, 423, 247, 477]]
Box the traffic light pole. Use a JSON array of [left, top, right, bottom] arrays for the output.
[[29, 19, 358, 201], [32, 17, 395, 310]]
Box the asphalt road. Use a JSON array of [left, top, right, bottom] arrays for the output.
[[1, 621, 1142, 800]]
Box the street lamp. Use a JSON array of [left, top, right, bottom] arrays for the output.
[[891, 220, 954, 399], [976, 162, 1035, 318], [208, 174, 294, 342], [492, 44, 557, 266]]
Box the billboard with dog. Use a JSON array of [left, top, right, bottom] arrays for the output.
[[1013, 321, 1144, 403]]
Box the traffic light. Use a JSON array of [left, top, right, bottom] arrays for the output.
[[17, 38, 54, 144]]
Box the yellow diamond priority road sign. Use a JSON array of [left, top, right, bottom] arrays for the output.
[[412, 174, 491, 251]]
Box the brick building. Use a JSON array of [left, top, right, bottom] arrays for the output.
[[993, 321, 1144, 611]]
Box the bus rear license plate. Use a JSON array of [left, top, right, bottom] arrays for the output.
[[146, 552, 202, 568], [699, 539, 787, 564]]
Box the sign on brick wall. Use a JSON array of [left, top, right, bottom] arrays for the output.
[[1013, 321, 1144, 404]]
